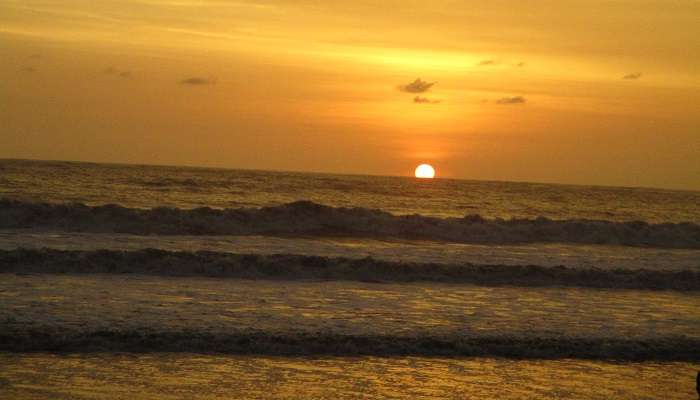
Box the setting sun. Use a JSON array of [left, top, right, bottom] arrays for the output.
[[415, 164, 436, 179], [0, 1, 698, 396]]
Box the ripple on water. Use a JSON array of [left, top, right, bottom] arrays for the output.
[[0, 354, 697, 400]]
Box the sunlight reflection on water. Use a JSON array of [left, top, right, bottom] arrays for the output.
[[2, 159, 698, 222], [0, 353, 697, 400]]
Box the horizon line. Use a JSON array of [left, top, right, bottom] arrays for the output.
[[1, 157, 698, 193]]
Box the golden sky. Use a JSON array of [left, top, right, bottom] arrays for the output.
[[1, 0, 699, 189]]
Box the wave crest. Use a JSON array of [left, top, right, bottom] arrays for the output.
[[1, 199, 699, 248], [1, 328, 697, 360], [2, 249, 698, 290]]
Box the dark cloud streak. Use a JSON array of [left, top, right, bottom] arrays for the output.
[[104, 67, 132, 78], [181, 77, 216, 85], [398, 78, 436, 93], [477, 60, 526, 67], [495, 96, 526, 105], [622, 72, 642, 80], [413, 96, 440, 104]]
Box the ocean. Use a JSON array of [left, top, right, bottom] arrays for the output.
[[0, 158, 699, 399], [2, 159, 698, 222]]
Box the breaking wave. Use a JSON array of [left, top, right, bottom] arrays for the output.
[[1, 328, 697, 361], [1, 199, 699, 248], [2, 249, 698, 290]]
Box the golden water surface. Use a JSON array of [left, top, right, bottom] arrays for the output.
[[0, 353, 697, 399]]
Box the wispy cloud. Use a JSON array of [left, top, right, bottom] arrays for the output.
[[181, 77, 215, 85], [622, 72, 642, 80], [477, 60, 526, 68], [398, 78, 435, 93], [104, 67, 132, 78], [495, 96, 526, 105], [413, 96, 440, 104]]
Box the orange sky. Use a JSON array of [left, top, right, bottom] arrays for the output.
[[1, 0, 699, 189]]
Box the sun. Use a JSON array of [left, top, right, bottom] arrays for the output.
[[415, 164, 435, 179]]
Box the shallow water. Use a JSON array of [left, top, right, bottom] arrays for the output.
[[2, 274, 698, 340], [2, 231, 699, 271], [0, 353, 697, 400]]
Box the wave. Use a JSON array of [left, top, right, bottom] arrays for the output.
[[2, 249, 698, 290], [1, 328, 696, 361], [1, 199, 699, 248]]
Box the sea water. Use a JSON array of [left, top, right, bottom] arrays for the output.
[[0, 158, 698, 399]]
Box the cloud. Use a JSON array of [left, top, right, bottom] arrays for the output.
[[20, 66, 35, 73], [181, 77, 215, 85], [104, 67, 131, 78], [477, 60, 526, 67], [413, 96, 440, 104], [495, 96, 526, 105], [622, 72, 642, 80], [398, 78, 436, 93]]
